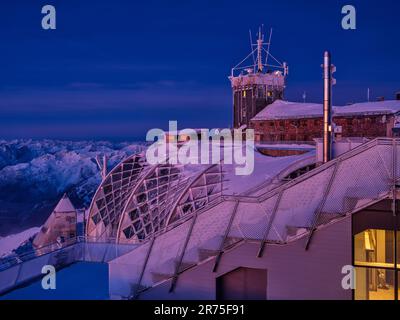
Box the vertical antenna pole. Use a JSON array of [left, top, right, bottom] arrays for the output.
[[249, 29, 256, 72], [265, 28, 273, 67]]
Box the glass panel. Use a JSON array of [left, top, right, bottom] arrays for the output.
[[354, 229, 394, 268], [355, 267, 395, 300]]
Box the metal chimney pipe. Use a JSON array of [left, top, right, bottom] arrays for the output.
[[323, 51, 333, 163]]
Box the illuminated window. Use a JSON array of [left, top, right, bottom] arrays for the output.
[[355, 267, 395, 300], [354, 229, 394, 268], [354, 229, 397, 300]]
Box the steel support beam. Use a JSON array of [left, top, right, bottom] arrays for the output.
[[132, 237, 155, 299], [257, 190, 284, 258], [169, 212, 199, 293], [305, 161, 341, 251], [212, 201, 240, 273]]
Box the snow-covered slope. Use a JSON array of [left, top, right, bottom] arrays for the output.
[[0, 227, 40, 258], [0, 140, 145, 236]]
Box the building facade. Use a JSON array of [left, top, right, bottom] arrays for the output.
[[250, 100, 400, 142]]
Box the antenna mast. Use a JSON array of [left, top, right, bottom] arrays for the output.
[[265, 28, 272, 67], [230, 25, 286, 77], [229, 26, 288, 129], [257, 26, 263, 72]]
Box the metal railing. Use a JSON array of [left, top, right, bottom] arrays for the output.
[[0, 236, 129, 271], [0, 236, 137, 295]]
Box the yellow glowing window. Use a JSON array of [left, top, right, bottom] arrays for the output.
[[355, 267, 395, 300], [354, 229, 394, 268], [354, 229, 397, 300], [267, 91, 272, 97], [243, 91, 246, 98]]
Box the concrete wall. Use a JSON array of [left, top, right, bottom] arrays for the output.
[[137, 216, 353, 300]]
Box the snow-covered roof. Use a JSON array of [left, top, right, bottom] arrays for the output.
[[54, 194, 76, 213], [222, 146, 314, 195], [335, 100, 400, 116], [0, 227, 40, 258], [252, 100, 400, 121]]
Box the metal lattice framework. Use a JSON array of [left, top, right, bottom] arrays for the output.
[[87, 150, 224, 244], [166, 164, 223, 225], [86, 153, 149, 241], [116, 164, 185, 243], [116, 163, 223, 243]]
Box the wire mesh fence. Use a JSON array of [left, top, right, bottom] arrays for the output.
[[0, 236, 137, 295], [108, 138, 399, 299]]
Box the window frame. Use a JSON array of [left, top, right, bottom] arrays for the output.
[[352, 203, 400, 300]]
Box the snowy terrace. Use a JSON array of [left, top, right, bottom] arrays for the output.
[[86, 143, 316, 244], [108, 138, 399, 299]]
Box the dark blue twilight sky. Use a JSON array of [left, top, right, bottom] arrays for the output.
[[0, 0, 399, 140]]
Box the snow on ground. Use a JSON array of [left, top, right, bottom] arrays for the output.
[[222, 144, 315, 195], [0, 227, 40, 258]]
